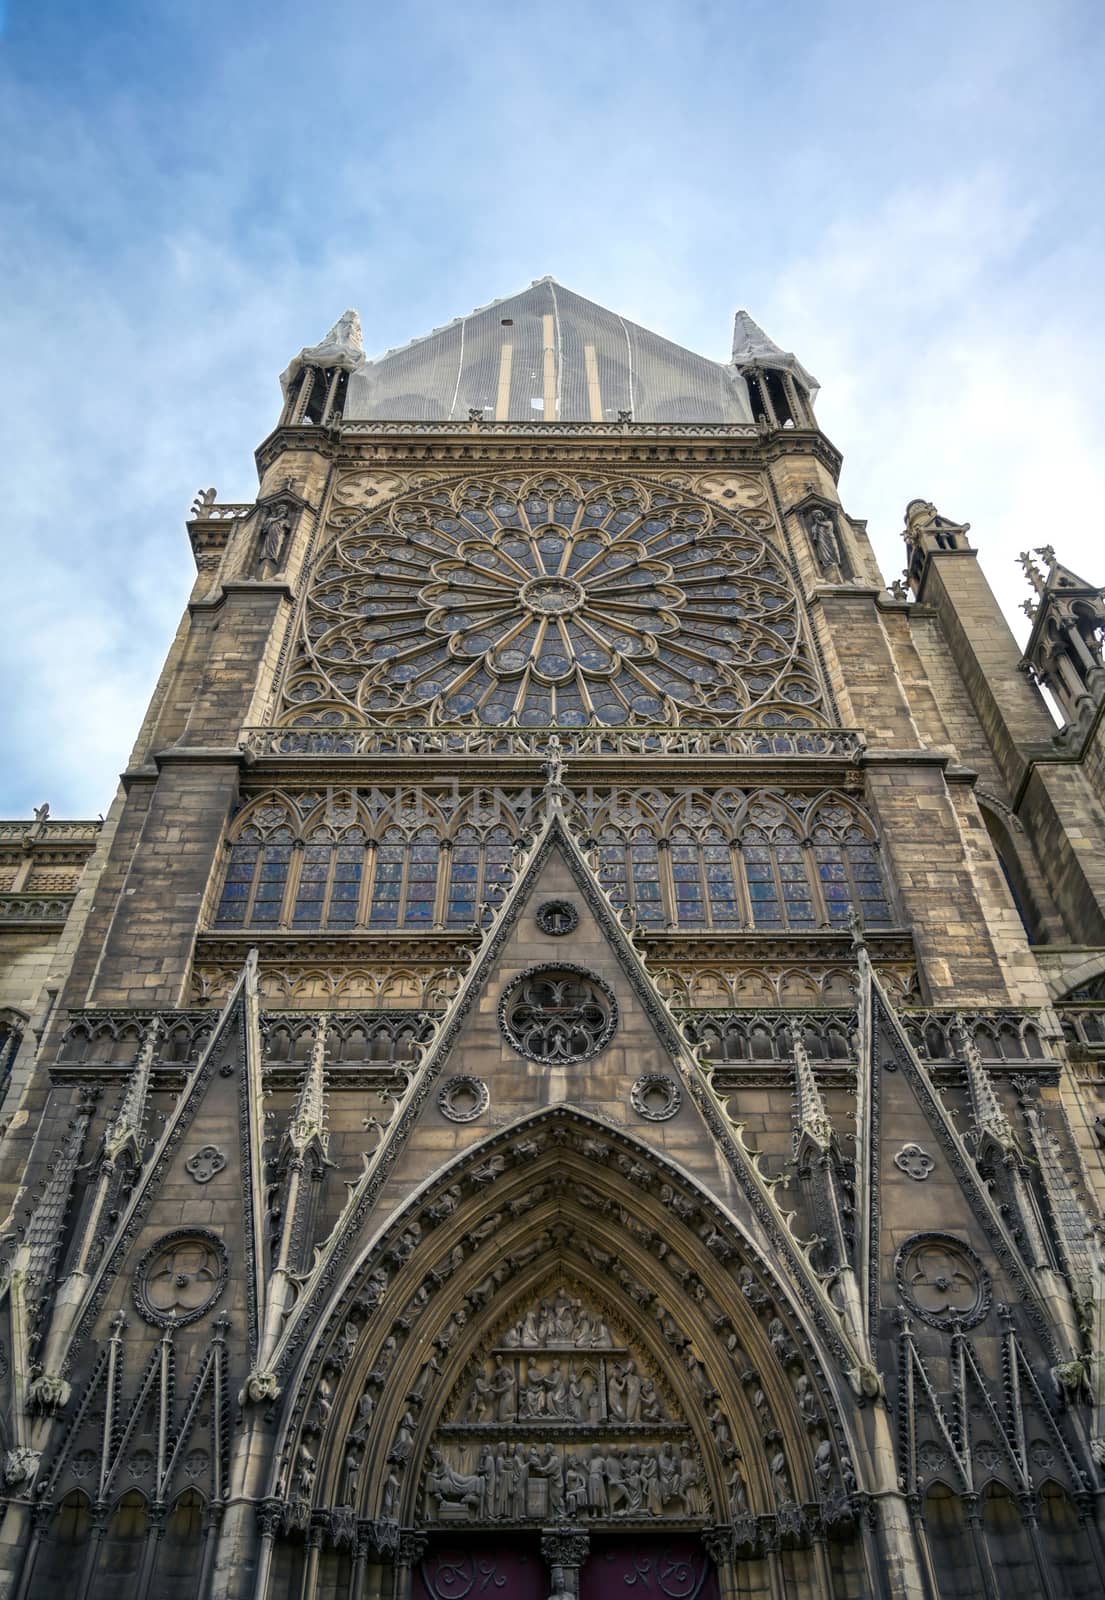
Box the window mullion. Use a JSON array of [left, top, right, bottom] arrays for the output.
[[282, 842, 304, 929]]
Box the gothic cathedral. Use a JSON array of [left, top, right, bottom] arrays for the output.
[[2, 280, 1105, 1600]]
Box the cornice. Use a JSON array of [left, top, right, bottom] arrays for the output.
[[195, 929, 482, 965], [253, 419, 843, 479], [188, 579, 296, 615]]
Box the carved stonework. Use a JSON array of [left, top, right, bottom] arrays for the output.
[[498, 966, 618, 1064], [419, 1281, 711, 1528], [893, 1143, 934, 1181], [438, 1076, 490, 1124], [132, 1228, 229, 1328], [895, 1233, 991, 1330], [536, 900, 580, 937], [185, 1144, 227, 1184], [630, 1074, 682, 1123]]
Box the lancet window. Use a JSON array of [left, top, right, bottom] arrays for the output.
[[212, 788, 893, 934]]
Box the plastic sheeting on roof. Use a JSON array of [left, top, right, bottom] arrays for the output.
[[344, 280, 755, 424]]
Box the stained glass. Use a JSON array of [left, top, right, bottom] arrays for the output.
[[283, 475, 825, 729]]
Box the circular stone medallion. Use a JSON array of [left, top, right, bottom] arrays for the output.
[[630, 1073, 682, 1122], [895, 1232, 991, 1330], [536, 900, 580, 936], [498, 964, 618, 1064], [438, 1075, 490, 1123], [133, 1228, 228, 1329]]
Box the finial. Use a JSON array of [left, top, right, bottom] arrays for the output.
[[1018, 550, 1047, 597]]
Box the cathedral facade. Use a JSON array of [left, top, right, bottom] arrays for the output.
[[0, 279, 1104, 1599]]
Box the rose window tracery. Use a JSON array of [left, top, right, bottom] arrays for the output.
[[283, 476, 825, 729]]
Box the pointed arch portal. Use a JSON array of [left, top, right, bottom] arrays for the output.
[[262, 1107, 868, 1598]]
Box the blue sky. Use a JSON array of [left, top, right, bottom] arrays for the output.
[[2, 1, 1103, 816]]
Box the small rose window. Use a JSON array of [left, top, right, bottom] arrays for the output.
[[498, 965, 617, 1063]]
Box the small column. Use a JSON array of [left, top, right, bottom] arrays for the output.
[[701, 1528, 738, 1600], [540, 1527, 591, 1600], [394, 1532, 427, 1600], [252, 1499, 284, 1600], [299, 1515, 326, 1600]]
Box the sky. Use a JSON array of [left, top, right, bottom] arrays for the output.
[[2, 0, 1104, 817]]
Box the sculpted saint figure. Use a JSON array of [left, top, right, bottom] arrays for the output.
[[547, 1359, 570, 1419], [466, 1368, 492, 1422], [623, 1360, 642, 1423], [490, 1357, 516, 1423], [565, 1455, 588, 1515], [587, 1446, 608, 1512], [607, 1363, 628, 1422]]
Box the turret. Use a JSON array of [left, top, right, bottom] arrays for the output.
[[730, 309, 818, 429], [1019, 545, 1105, 745], [278, 309, 364, 427]]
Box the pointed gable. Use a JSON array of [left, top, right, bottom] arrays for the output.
[[345, 279, 755, 424]]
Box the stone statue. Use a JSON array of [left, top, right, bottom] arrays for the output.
[[490, 1356, 516, 1422], [808, 506, 843, 574], [623, 1359, 642, 1422], [466, 1367, 492, 1422], [565, 1454, 588, 1515], [258, 502, 293, 568]]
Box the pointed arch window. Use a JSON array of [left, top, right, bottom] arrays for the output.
[[214, 829, 294, 926]]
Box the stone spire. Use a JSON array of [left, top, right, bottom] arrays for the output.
[[953, 1015, 1016, 1153], [17, 1088, 98, 1297], [283, 1013, 330, 1164], [791, 1031, 834, 1153], [101, 1019, 159, 1168]]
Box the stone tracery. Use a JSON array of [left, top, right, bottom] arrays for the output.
[[282, 474, 826, 729]]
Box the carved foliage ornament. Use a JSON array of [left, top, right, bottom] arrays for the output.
[[536, 900, 580, 936], [438, 1076, 490, 1124], [895, 1233, 991, 1331], [133, 1228, 229, 1328], [630, 1074, 682, 1123], [498, 965, 618, 1064]]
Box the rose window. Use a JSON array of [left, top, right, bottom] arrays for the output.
[[498, 965, 618, 1063], [283, 475, 824, 728]]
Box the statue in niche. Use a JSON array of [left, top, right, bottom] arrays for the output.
[[389, 1412, 416, 1464], [490, 1356, 516, 1422], [342, 1439, 363, 1503], [795, 1373, 822, 1428], [349, 1385, 376, 1443], [807, 506, 843, 576], [336, 1319, 361, 1364], [295, 1440, 316, 1501], [728, 1459, 748, 1515], [381, 1465, 401, 1520], [814, 1439, 833, 1489], [257, 501, 294, 570]]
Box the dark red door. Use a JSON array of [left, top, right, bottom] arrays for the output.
[[580, 1537, 718, 1600], [415, 1537, 545, 1600]]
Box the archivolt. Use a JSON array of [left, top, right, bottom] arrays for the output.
[[270, 1108, 859, 1531]]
